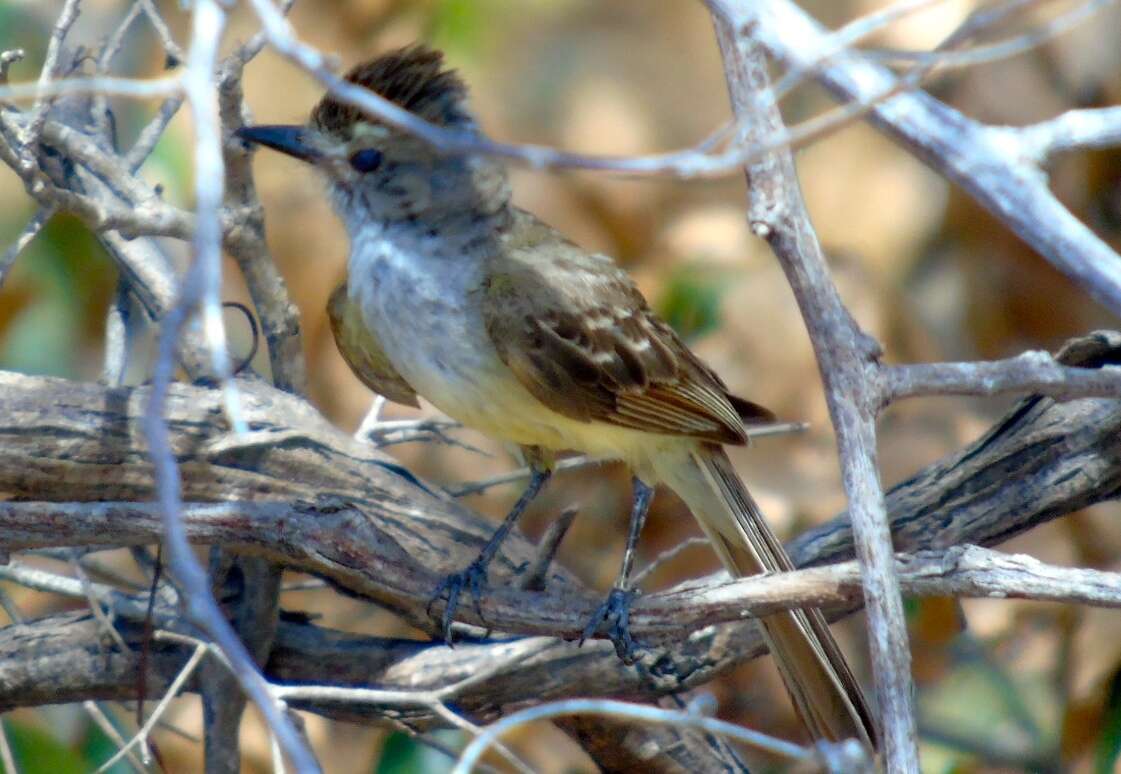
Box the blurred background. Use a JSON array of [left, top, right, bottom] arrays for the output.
[[1, 0, 1120, 771]]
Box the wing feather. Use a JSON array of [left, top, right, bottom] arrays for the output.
[[483, 210, 773, 445]]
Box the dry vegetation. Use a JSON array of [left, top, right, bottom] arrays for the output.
[[0, 1, 1120, 772]]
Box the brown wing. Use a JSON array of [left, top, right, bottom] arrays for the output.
[[483, 211, 774, 445], [328, 283, 421, 408]]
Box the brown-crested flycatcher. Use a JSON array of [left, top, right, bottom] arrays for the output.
[[238, 46, 877, 749]]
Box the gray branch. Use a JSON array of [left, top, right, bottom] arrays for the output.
[[2, 1, 1121, 769], [0, 370, 1116, 736], [753, 0, 1121, 319], [706, 3, 917, 765]]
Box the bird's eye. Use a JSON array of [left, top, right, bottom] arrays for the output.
[[349, 148, 383, 173]]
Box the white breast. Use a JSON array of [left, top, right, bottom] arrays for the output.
[[350, 228, 496, 412], [347, 225, 679, 474]]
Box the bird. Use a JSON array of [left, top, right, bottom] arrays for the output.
[[237, 44, 877, 749]]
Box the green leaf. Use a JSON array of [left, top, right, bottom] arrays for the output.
[[429, 0, 489, 56], [81, 714, 133, 774], [1095, 667, 1121, 774], [0, 214, 117, 378], [655, 263, 738, 341], [3, 720, 87, 774], [375, 730, 462, 774]]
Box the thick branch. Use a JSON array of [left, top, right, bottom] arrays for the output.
[[0, 353, 1117, 722], [3, 499, 1117, 635], [0, 542, 1117, 731]]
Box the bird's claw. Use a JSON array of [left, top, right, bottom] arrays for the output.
[[579, 587, 641, 664], [427, 559, 489, 645]]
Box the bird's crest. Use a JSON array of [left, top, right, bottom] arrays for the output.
[[311, 45, 469, 136]]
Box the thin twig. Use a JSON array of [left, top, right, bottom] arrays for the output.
[[239, 0, 957, 181], [353, 395, 387, 440], [0, 75, 181, 104], [0, 207, 52, 287], [1018, 105, 1121, 162], [0, 720, 17, 774], [270, 639, 555, 774], [447, 456, 595, 498], [518, 507, 578, 592], [82, 702, 150, 774], [865, 0, 1112, 72], [631, 537, 711, 589], [138, 0, 186, 65], [139, 1, 313, 769], [772, 0, 949, 98], [452, 698, 817, 774], [70, 551, 130, 654], [181, 1, 244, 433], [94, 643, 208, 774], [26, 0, 82, 142], [92, 0, 145, 146], [0, 49, 25, 86], [126, 96, 185, 172], [102, 282, 131, 387]]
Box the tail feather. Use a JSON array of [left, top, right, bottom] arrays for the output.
[[657, 445, 878, 750]]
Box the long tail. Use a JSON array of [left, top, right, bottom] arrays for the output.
[[656, 444, 878, 750]]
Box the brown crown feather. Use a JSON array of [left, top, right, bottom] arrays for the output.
[[311, 45, 469, 136]]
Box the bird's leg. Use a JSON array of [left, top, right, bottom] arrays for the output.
[[580, 477, 654, 664], [428, 466, 552, 644]]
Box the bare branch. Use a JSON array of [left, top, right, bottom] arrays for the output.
[[92, 0, 145, 146], [180, 1, 243, 431], [219, 50, 307, 396], [0, 207, 52, 286], [865, 0, 1112, 72], [237, 0, 946, 181], [101, 283, 130, 387], [706, 4, 918, 767], [9, 504, 1118, 635], [1, 3, 1119, 768], [353, 396, 387, 440], [771, 0, 948, 98], [125, 96, 184, 171], [94, 643, 207, 774], [452, 698, 818, 774], [138, 0, 186, 65], [884, 350, 1121, 403], [0, 381, 1118, 642], [26, 0, 82, 142], [125, 2, 311, 770], [517, 507, 579, 593], [0, 74, 180, 103], [204, 12, 307, 765], [639, 546, 1121, 630], [753, 0, 1121, 318], [1018, 105, 1121, 162], [0, 49, 24, 85], [0, 720, 17, 774], [81, 703, 149, 774]]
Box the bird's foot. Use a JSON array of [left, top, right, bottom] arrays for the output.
[[580, 587, 642, 665], [426, 558, 490, 645]]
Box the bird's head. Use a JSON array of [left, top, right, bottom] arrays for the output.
[[237, 45, 509, 229]]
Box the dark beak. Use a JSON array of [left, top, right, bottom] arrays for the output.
[[235, 124, 321, 163]]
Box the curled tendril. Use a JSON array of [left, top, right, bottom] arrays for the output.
[[222, 301, 259, 376]]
